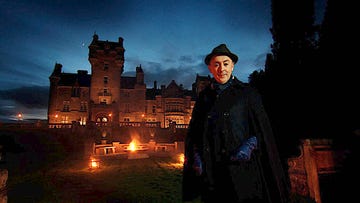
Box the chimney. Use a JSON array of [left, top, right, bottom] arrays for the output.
[[136, 65, 144, 84], [118, 37, 124, 46]]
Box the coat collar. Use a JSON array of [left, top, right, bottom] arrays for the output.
[[209, 76, 247, 92]]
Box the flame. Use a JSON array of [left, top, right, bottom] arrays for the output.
[[91, 160, 98, 168], [89, 158, 99, 169], [129, 140, 137, 152], [178, 153, 185, 164]]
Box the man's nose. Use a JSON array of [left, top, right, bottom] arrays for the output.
[[217, 64, 224, 72]]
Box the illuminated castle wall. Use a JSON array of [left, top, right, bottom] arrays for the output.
[[47, 34, 200, 128]]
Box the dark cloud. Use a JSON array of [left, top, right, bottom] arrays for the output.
[[163, 58, 176, 64], [125, 54, 208, 90], [179, 55, 197, 64], [143, 61, 208, 90], [0, 86, 49, 108], [0, 100, 16, 118]]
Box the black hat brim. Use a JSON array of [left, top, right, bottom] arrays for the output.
[[204, 52, 238, 65]]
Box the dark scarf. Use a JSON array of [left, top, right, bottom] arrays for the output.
[[211, 76, 234, 95]]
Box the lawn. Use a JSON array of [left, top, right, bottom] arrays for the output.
[[5, 153, 188, 203]]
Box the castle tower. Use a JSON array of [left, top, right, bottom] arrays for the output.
[[88, 34, 125, 125], [47, 63, 62, 123]]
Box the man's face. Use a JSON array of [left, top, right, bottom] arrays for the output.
[[208, 55, 234, 84]]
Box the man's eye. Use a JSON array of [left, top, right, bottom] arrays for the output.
[[224, 63, 228, 66]]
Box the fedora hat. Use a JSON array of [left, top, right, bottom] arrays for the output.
[[204, 44, 238, 65]]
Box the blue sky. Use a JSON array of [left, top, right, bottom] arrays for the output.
[[0, 0, 325, 121]]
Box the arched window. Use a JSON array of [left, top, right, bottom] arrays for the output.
[[96, 115, 109, 126]]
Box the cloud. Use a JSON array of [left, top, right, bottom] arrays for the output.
[[179, 55, 197, 64], [0, 86, 49, 108], [124, 54, 209, 90], [0, 99, 16, 118], [0, 86, 49, 122]]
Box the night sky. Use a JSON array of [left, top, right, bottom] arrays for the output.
[[0, 0, 325, 122]]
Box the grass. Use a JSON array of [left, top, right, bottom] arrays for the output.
[[5, 154, 188, 203]]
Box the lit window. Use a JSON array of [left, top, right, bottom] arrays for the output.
[[80, 117, 86, 125], [61, 116, 69, 123]]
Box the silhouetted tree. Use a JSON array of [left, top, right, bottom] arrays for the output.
[[317, 0, 359, 138], [252, 0, 319, 159], [249, 1, 359, 202]]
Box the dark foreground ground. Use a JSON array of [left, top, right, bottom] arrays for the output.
[[3, 152, 189, 203]]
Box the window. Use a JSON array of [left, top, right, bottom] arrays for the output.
[[71, 87, 80, 97], [80, 117, 86, 125], [96, 116, 108, 124], [63, 101, 70, 112], [152, 105, 156, 113], [80, 101, 87, 111], [104, 63, 109, 70], [61, 116, 69, 123], [104, 76, 108, 84]]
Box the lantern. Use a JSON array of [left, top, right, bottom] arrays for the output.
[[89, 157, 100, 169]]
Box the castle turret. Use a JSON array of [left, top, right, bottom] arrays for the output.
[[48, 63, 62, 122]]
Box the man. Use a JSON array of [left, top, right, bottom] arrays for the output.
[[182, 44, 289, 202]]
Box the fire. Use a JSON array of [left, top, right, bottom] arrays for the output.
[[91, 159, 99, 168], [178, 153, 185, 164], [158, 153, 186, 169], [89, 157, 100, 169], [129, 140, 137, 152]]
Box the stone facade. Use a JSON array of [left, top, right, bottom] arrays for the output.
[[48, 34, 198, 128]]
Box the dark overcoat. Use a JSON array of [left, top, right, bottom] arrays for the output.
[[182, 77, 289, 202]]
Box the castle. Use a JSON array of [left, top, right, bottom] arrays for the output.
[[47, 34, 210, 128]]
